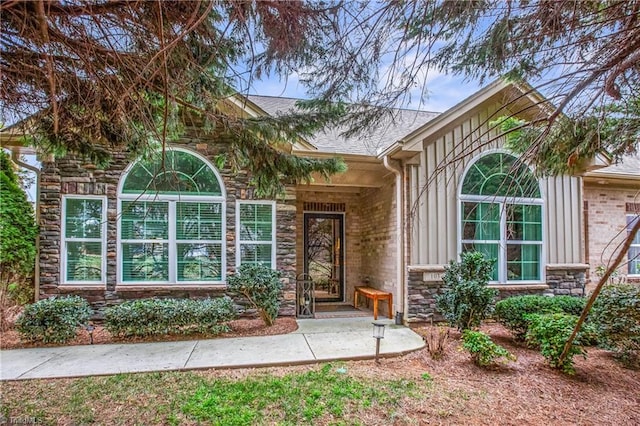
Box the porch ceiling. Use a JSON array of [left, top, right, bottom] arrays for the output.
[[296, 153, 391, 192]]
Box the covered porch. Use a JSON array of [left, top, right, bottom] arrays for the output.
[[293, 153, 403, 319]]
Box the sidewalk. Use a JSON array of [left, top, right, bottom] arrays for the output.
[[0, 317, 424, 381]]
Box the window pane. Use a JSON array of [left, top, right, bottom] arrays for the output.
[[507, 244, 540, 280], [66, 242, 102, 281], [177, 243, 222, 281], [628, 215, 640, 245], [121, 201, 168, 240], [65, 199, 103, 239], [121, 243, 168, 281], [461, 153, 540, 198], [239, 203, 273, 241], [507, 204, 542, 241], [240, 243, 272, 267], [462, 202, 500, 240], [628, 246, 640, 275], [176, 202, 222, 240], [122, 150, 222, 195], [462, 243, 499, 281]]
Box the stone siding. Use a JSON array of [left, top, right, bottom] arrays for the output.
[[38, 130, 296, 317], [406, 264, 588, 322]]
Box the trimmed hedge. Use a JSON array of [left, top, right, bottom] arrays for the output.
[[104, 297, 237, 337], [16, 296, 92, 343], [494, 295, 585, 339], [591, 284, 640, 366]]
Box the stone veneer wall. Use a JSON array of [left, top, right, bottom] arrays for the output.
[[583, 184, 640, 285], [38, 130, 296, 317], [407, 265, 588, 322]]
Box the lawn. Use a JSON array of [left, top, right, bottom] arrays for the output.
[[2, 324, 639, 425]]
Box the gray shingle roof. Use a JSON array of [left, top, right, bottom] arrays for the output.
[[247, 95, 439, 156], [590, 153, 640, 178]]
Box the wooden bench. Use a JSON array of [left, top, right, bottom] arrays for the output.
[[354, 286, 393, 320]]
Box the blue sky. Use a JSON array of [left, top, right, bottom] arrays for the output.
[[250, 71, 482, 114]]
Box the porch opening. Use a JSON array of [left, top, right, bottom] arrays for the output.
[[303, 212, 345, 303]]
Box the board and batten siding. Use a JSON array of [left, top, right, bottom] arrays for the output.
[[408, 101, 584, 268]]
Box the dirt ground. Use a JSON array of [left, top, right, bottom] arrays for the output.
[[2, 320, 639, 425]]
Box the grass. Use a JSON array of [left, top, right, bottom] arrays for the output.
[[1, 364, 424, 425]]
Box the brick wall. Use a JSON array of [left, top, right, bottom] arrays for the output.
[[584, 184, 640, 285], [38, 130, 297, 316], [358, 177, 398, 317]]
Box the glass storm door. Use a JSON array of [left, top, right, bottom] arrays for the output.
[[304, 213, 345, 302]]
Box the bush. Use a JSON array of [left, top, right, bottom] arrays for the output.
[[104, 297, 237, 337], [0, 151, 38, 331], [525, 313, 593, 374], [461, 330, 515, 366], [590, 284, 640, 367], [227, 264, 282, 326], [16, 296, 92, 343], [436, 252, 498, 330], [494, 295, 586, 340]]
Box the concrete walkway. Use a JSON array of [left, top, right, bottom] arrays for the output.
[[0, 317, 424, 381]]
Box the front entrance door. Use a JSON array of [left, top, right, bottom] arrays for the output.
[[304, 213, 345, 302]]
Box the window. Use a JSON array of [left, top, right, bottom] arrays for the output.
[[459, 152, 543, 282], [236, 201, 276, 268], [62, 196, 106, 284], [628, 214, 640, 276], [118, 148, 225, 284]]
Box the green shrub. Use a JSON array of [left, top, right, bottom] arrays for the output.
[[436, 251, 498, 330], [16, 296, 92, 343], [494, 295, 586, 340], [104, 297, 237, 337], [0, 151, 38, 331], [227, 264, 283, 326], [525, 313, 591, 374], [590, 284, 640, 367], [461, 330, 515, 366]]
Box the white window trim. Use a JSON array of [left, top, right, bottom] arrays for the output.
[[457, 150, 546, 284], [116, 147, 227, 285], [60, 195, 107, 285], [236, 200, 277, 269], [627, 214, 640, 277]]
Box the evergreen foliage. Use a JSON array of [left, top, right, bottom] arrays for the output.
[[0, 150, 38, 332], [461, 330, 515, 367], [227, 264, 283, 326], [16, 296, 92, 343], [436, 251, 498, 331], [104, 297, 237, 338], [494, 295, 586, 340], [591, 284, 640, 367]]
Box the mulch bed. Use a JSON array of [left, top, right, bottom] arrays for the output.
[[0, 317, 298, 350]]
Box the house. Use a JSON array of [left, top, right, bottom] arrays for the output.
[[5, 79, 631, 322], [583, 155, 640, 287]]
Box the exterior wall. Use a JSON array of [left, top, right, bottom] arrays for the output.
[[405, 100, 586, 321], [295, 175, 398, 317], [584, 183, 640, 285], [407, 265, 587, 322], [358, 176, 398, 316], [408, 100, 584, 267], [38, 130, 297, 316]]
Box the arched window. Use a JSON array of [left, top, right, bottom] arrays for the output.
[[459, 152, 543, 282], [118, 148, 226, 284]]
